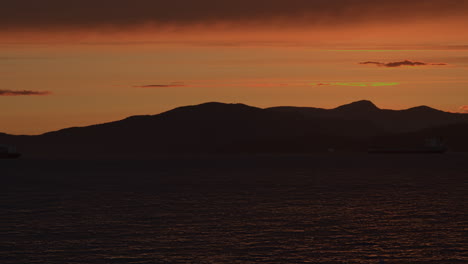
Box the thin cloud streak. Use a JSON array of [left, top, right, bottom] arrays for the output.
[[359, 60, 448, 67], [134, 83, 186, 88], [0, 57, 49, 60], [134, 81, 401, 89], [459, 106, 468, 113], [0, 90, 51, 96]]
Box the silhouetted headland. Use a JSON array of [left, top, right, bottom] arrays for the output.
[[1, 100, 467, 158]]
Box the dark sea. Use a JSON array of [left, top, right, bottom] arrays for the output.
[[1, 154, 467, 264]]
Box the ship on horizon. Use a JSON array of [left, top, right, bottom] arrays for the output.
[[368, 137, 448, 154]]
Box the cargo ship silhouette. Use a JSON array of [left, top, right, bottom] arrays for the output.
[[368, 137, 447, 154]]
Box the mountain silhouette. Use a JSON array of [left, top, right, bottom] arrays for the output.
[[405, 105, 442, 113], [333, 100, 380, 112], [268, 101, 467, 133], [1, 100, 467, 158]]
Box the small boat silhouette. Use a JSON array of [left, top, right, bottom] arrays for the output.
[[0, 144, 21, 159]]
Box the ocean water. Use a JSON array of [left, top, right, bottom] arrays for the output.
[[1, 154, 467, 264]]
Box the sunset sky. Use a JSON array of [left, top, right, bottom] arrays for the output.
[[1, 0, 468, 135]]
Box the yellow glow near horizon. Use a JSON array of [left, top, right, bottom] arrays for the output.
[[310, 82, 400, 87]]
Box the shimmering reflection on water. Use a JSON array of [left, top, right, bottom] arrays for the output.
[[1, 154, 467, 263]]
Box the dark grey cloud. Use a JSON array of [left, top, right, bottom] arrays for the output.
[[134, 83, 186, 88], [1, 0, 467, 31], [0, 90, 51, 96], [359, 60, 448, 67]]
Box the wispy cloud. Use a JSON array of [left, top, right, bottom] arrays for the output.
[[0, 90, 51, 96], [310, 82, 399, 87], [0, 57, 49, 60], [134, 82, 186, 88], [359, 60, 448, 67]]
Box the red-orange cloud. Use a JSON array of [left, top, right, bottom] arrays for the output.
[[359, 60, 448, 67], [0, 90, 51, 96], [459, 106, 468, 113]]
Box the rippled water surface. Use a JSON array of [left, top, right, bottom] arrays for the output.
[[1, 154, 467, 263]]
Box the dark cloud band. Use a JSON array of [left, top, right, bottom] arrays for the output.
[[1, 0, 467, 30]]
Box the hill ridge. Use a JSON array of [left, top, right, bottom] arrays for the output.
[[2, 100, 468, 158]]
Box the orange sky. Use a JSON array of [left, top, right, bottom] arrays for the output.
[[1, 1, 468, 134]]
